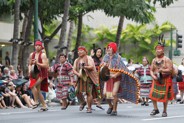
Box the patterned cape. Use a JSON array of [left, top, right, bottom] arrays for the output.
[[102, 53, 140, 104], [75, 55, 101, 99]]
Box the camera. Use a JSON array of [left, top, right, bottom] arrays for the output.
[[82, 63, 85, 67]]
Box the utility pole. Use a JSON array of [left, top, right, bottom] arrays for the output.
[[34, 0, 38, 41], [169, 27, 173, 60]]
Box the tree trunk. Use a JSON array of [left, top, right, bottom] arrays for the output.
[[43, 23, 62, 57], [66, 21, 74, 54], [115, 16, 124, 52], [43, 41, 49, 57], [18, 13, 27, 66], [22, 6, 34, 76], [73, 13, 83, 61], [56, 0, 70, 59], [49, 23, 62, 40], [12, 0, 21, 68]]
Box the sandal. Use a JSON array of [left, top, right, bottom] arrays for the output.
[[32, 103, 39, 109], [61, 102, 70, 110], [106, 108, 113, 114], [180, 101, 184, 104], [86, 108, 92, 113], [150, 109, 159, 116], [86, 107, 95, 111], [145, 102, 149, 106], [141, 102, 145, 106], [79, 102, 86, 111], [38, 107, 48, 112], [96, 105, 104, 110], [162, 112, 167, 117], [110, 111, 117, 116], [11, 105, 16, 108]]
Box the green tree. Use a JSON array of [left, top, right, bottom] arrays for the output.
[[121, 22, 176, 62], [98, 0, 176, 51]]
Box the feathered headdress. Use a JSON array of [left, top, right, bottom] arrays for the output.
[[155, 34, 165, 50]]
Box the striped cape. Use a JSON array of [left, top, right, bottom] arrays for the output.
[[102, 53, 140, 104]]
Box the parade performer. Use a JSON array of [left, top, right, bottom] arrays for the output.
[[73, 46, 101, 113], [101, 42, 139, 116], [28, 40, 49, 111], [50, 53, 74, 110], [178, 58, 184, 104], [136, 57, 152, 106], [92, 48, 104, 110], [149, 42, 174, 117]]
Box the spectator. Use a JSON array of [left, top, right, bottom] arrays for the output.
[[46, 78, 56, 103], [7, 82, 27, 108], [0, 69, 3, 79], [171, 64, 179, 104], [127, 59, 133, 67], [50, 57, 56, 66], [17, 65, 24, 79], [5, 52, 10, 67], [3, 67, 10, 79], [21, 84, 35, 106], [16, 84, 34, 108], [0, 92, 7, 109], [9, 70, 18, 80]]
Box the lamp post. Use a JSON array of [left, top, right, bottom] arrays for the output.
[[169, 27, 173, 60], [34, 0, 38, 41]]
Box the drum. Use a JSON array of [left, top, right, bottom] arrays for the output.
[[99, 65, 110, 81], [79, 68, 87, 81], [31, 64, 40, 79], [157, 72, 164, 84]]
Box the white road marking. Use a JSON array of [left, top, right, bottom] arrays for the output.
[[142, 115, 184, 121], [0, 109, 58, 115]]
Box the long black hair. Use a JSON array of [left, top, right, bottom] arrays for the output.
[[92, 48, 103, 63]]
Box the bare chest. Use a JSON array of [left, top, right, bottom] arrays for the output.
[[153, 57, 166, 70], [33, 53, 40, 62]]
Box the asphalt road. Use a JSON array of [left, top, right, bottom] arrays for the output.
[[0, 102, 184, 123]]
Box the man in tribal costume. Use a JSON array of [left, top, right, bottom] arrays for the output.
[[149, 44, 174, 117], [73, 46, 101, 113], [101, 42, 139, 116], [28, 40, 49, 111]]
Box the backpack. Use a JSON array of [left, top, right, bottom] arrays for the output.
[[176, 70, 183, 82]]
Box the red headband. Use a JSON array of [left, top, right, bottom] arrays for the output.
[[78, 46, 87, 53], [107, 42, 117, 53], [35, 41, 44, 49], [155, 45, 164, 50]]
